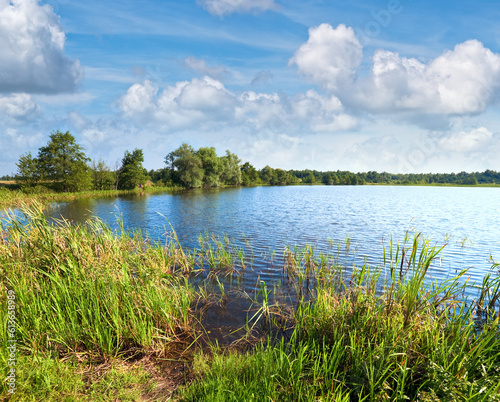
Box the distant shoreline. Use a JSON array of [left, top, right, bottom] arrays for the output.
[[2, 181, 499, 211]]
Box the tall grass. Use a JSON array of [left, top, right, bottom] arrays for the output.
[[2, 204, 500, 400], [0, 185, 182, 210], [0, 203, 196, 398], [180, 233, 500, 401], [0, 187, 28, 209]]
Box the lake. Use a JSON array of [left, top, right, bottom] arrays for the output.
[[44, 185, 500, 297]]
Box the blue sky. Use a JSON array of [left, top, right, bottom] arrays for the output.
[[1, 0, 500, 176]]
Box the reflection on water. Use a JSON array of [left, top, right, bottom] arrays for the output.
[[42, 185, 500, 297]]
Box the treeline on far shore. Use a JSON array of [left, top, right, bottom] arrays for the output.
[[2, 131, 500, 193]]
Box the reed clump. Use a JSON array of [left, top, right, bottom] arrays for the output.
[[0, 203, 196, 398], [180, 233, 500, 401], [0, 185, 181, 210]]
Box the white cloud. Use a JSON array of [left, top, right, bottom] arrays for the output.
[[3, 127, 43, 149], [0, 128, 43, 174], [119, 80, 158, 118], [291, 24, 500, 123], [183, 57, 229, 80], [0, 0, 82, 94], [0, 93, 41, 123], [291, 90, 358, 132], [119, 77, 236, 129], [118, 78, 357, 134], [355, 40, 500, 115], [290, 24, 363, 92], [236, 90, 286, 131], [65, 113, 153, 165], [439, 127, 495, 153], [198, 0, 276, 16]]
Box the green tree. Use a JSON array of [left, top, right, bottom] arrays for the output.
[[259, 165, 276, 185], [118, 149, 146, 190], [241, 162, 260, 185], [275, 169, 294, 185], [91, 158, 115, 190], [37, 130, 92, 192], [15, 152, 41, 188], [166, 143, 204, 188], [220, 150, 242, 185], [304, 171, 315, 184], [323, 173, 334, 185], [197, 147, 223, 187]]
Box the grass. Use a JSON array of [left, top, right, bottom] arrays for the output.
[[0, 185, 182, 209], [179, 234, 500, 402], [1, 354, 161, 401], [0, 203, 196, 399], [1, 205, 499, 400]]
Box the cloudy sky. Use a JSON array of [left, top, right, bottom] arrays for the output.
[[1, 0, 500, 176]]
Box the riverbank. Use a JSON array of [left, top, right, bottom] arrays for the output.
[[2, 180, 500, 211], [1, 205, 499, 400], [0, 185, 183, 210]]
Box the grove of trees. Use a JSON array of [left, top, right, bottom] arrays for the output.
[[10, 132, 500, 192], [15, 131, 147, 192], [157, 143, 243, 188]]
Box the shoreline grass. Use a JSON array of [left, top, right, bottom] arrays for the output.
[[0, 204, 197, 399], [0, 185, 182, 210], [180, 235, 500, 401], [1, 205, 499, 400], [2, 180, 500, 211]]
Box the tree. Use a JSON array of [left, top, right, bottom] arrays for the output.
[[91, 158, 115, 190], [118, 149, 146, 190], [323, 173, 334, 185], [37, 130, 92, 192], [241, 162, 260, 185], [197, 147, 223, 187], [259, 165, 276, 185], [15, 152, 41, 188], [275, 169, 295, 185], [220, 150, 241, 185], [165, 143, 204, 188], [304, 171, 315, 184]]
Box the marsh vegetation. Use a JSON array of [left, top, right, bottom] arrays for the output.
[[1, 205, 499, 400]]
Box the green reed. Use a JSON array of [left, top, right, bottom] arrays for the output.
[[180, 232, 500, 402], [2, 204, 500, 401], [0, 204, 195, 383]]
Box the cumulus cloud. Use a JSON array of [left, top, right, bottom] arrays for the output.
[[291, 90, 357, 132], [291, 24, 500, 123], [198, 0, 276, 16], [290, 24, 363, 92], [355, 40, 500, 116], [64, 112, 153, 164], [0, 94, 41, 123], [119, 77, 235, 129], [439, 127, 495, 153], [3, 127, 43, 150], [118, 78, 357, 134], [183, 57, 230, 80], [0, 128, 43, 174], [0, 0, 82, 94]]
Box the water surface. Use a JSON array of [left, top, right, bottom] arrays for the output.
[[44, 185, 500, 294]]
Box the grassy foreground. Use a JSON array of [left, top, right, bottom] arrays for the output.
[[1, 206, 500, 401], [0, 204, 196, 400]]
